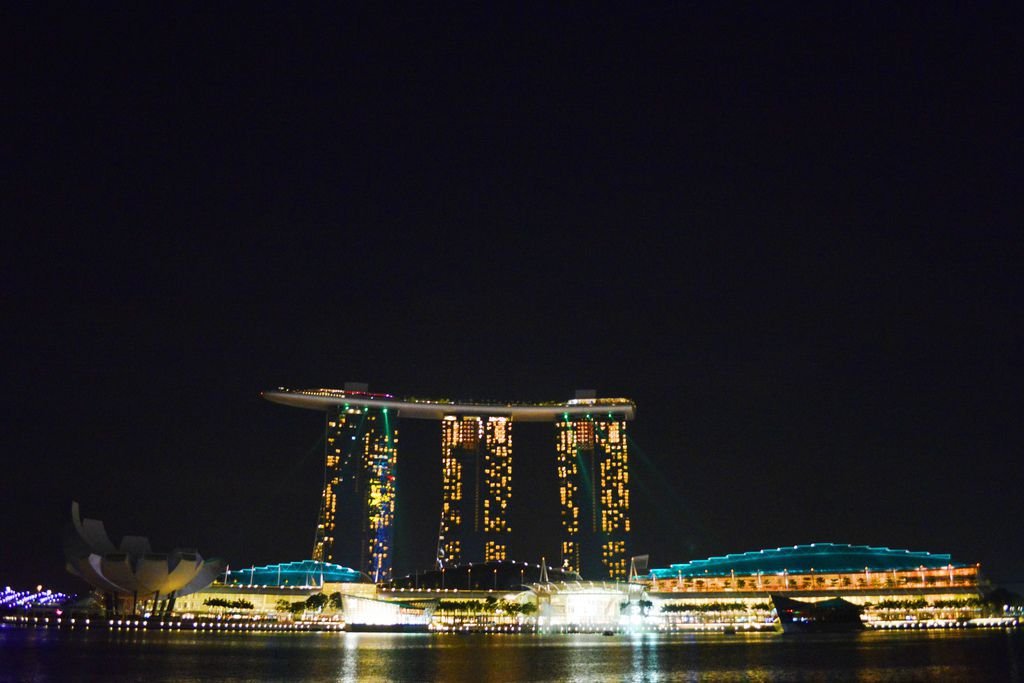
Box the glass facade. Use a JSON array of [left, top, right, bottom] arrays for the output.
[[555, 413, 631, 580], [648, 543, 978, 595], [649, 564, 980, 594], [438, 415, 513, 566], [313, 405, 397, 582]]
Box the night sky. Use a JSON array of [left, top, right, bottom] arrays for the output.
[[5, 4, 1022, 592]]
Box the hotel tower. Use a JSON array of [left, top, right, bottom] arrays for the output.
[[437, 415, 513, 566], [311, 391, 397, 582]]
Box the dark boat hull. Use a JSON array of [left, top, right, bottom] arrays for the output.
[[345, 623, 430, 633], [771, 594, 865, 634]]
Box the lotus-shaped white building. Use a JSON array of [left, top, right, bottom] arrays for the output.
[[65, 502, 225, 614]]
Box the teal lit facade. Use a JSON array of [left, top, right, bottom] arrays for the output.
[[650, 543, 965, 580], [223, 560, 364, 587], [314, 404, 397, 583]]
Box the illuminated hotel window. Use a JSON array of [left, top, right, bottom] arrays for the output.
[[555, 415, 631, 580], [437, 415, 513, 567], [312, 406, 397, 581]]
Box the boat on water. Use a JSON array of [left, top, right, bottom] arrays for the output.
[[770, 594, 865, 634], [345, 623, 430, 633]]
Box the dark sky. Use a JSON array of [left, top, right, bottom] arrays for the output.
[[4, 4, 1022, 592]]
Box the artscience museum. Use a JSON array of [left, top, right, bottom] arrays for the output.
[[64, 502, 224, 615]]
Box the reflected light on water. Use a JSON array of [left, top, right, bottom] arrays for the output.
[[0, 627, 1020, 682]]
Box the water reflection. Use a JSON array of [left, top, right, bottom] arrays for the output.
[[0, 627, 1020, 682]]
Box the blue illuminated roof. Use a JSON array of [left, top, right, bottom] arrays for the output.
[[222, 560, 365, 586], [650, 543, 965, 579]]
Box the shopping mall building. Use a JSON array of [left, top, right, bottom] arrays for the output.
[[165, 543, 1004, 631]]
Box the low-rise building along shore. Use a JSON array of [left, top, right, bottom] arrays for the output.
[[44, 543, 1018, 633], [647, 543, 979, 599], [642, 543, 992, 630], [149, 545, 1016, 632]]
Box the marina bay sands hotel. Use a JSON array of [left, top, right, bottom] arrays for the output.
[[262, 385, 636, 583]]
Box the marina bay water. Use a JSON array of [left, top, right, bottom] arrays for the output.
[[2, 628, 1022, 682]]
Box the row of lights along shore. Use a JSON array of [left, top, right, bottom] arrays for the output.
[[5, 614, 1017, 632]]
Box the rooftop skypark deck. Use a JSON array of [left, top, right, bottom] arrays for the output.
[[262, 388, 637, 421]]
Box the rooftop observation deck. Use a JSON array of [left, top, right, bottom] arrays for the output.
[[262, 388, 636, 422]]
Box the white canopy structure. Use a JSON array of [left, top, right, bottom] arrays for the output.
[[65, 502, 225, 614]]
